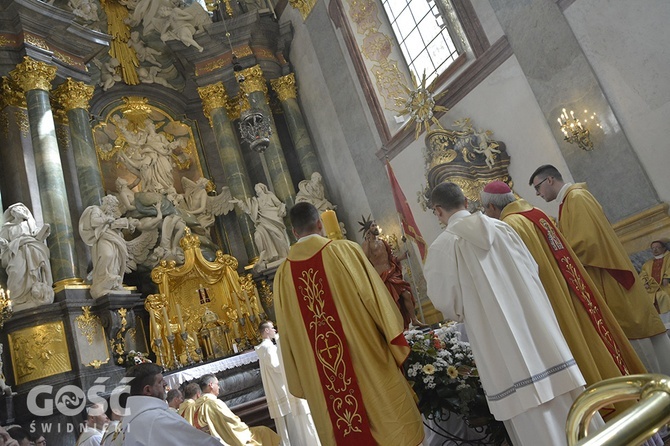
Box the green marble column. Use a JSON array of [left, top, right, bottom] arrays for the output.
[[10, 57, 79, 285], [239, 65, 296, 208], [270, 73, 321, 179], [198, 82, 258, 261], [52, 79, 104, 209]]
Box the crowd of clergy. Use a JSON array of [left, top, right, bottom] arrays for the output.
[[3, 163, 667, 446]]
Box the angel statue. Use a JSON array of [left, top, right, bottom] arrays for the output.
[[79, 195, 151, 298], [473, 128, 501, 169], [92, 58, 121, 91], [181, 177, 235, 229], [233, 183, 290, 267], [295, 171, 335, 212], [0, 203, 54, 311]]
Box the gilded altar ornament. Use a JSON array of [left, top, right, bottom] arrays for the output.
[[270, 74, 297, 102], [8, 321, 72, 385], [198, 82, 229, 125], [396, 70, 449, 140], [52, 79, 94, 112], [100, 0, 139, 85], [0, 287, 12, 329], [87, 358, 110, 369], [14, 110, 29, 137], [239, 65, 269, 98], [9, 57, 57, 92], [120, 96, 152, 130], [557, 108, 598, 151], [225, 93, 250, 121], [23, 34, 49, 51], [76, 306, 102, 345], [1, 76, 27, 109], [288, 0, 316, 20]]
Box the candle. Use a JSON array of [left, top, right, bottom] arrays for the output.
[[176, 304, 185, 332], [161, 306, 170, 333], [232, 291, 241, 313], [232, 319, 240, 339], [321, 210, 342, 240], [149, 310, 160, 338], [243, 290, 253, 316]]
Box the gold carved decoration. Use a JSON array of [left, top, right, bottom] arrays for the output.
[[8, 321, 72, 385], [75, 306, 102, 345], [23, 33, 49, 51], [56, 124, 70, 150], [258, 280, 273, 310], [270, 73, 297, 102], [0, 35, 19, 47], [225, 94, 250, 121], [0, 112, 7, 139], [288, 0, 316, 20], [0, 76, 26, 109], [197, 82, 229, 125], [52, 78, 94, 111], [239, 65, 268, 97], [100, 0, 139, 85], [251, 47, 276, 61], [195, 46, 253, 77], [87, 358, 110, 369], [14, 110, 29, 138], [9, 56, 57, 92]]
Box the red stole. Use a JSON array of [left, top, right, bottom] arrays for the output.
[[651, 258, 665, 284], [517, 208, 630, 375], [289, 243, 376, 445]]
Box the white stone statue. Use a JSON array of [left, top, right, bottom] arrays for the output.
[[128, 31, 163, 66], [0, 203, 54, 312], [473, 128, 501, 169], [181, 177, 235, 229], [137, 66, 177, 90], [115, 177, 138, 215], [69, 0, 100, 22], [295, 172, 335, 212], [158, 5, 204, 52], [0, 344, 14, 396], [93, 58, 121, 91], [234, 184, 290, 265], [79, 195, 136, 299]]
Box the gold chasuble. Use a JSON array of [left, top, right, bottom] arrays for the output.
[[274, 235, 424, 446], [558, 184, 666, 339], [641, 253, 670, 314], [502, 200, 646, 418], [177, 398, 196, 425]]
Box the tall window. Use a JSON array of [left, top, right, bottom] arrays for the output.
[[381, 0, 463, 84]]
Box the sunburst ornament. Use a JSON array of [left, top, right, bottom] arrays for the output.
[[396, 71, 449, 140]]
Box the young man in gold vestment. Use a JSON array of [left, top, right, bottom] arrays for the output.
[[273, 202, 424, 446], [530, 165, 670, 376], [481, 180, 647, 419]]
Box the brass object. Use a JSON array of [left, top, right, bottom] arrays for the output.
[[52, 78, 95, 111], [238, 65, 269, 98], [566, 374, 670, 445], [197, 82, 229, 125], [9, 56, 57, 92], [288, 0, 316, 20], [8, 321, 72, 385], [75, 306, 102, 345], [558, 109, 596, 151], [270, 73, 297, 102], [0, 286, 12, 329]]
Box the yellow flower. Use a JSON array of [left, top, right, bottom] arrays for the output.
[[447, 366, 459, 379], [422, 364, 436, 375]]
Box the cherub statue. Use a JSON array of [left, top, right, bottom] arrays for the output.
[[181, 177, 234, 229], [69, 0, 99, 22], [158, 5, 204, 52], [137, 66, 177, 90], [234, 184, 290, 264], [93, 58, 121, 91], [472, 128, 501, 169], [0, 203, 54, 311], [128, 31, 162, 67]]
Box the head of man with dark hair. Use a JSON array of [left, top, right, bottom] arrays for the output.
[[258, 320, 277, 340], [289, 202, 323, 239], [182, 382, 201, 400], [166, 388, 183, 409], [200, 374, 220, 396], [127, 363, 166, 399], [430, 182, 468, 226], [528, 164, 565, 202], [480, 181, 516, 220], [5, 427, 29, 446]]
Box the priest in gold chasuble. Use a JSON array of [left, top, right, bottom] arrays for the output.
[[274, 203, 424, 446]]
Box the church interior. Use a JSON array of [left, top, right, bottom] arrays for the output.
[[0, 0, 669, 443]]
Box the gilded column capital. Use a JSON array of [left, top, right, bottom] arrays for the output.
[[239, 65, 268, 97], [9, 56, 57, 92], [225, 94, 250, 121], [197, 82, 229, 122], [52, 78, 94, 111], [0, 76, 27, 109], [270, 73, 297, 102]]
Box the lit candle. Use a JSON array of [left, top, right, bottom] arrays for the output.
[[232, 291, 241, 313], [570, 110, 575, 119], [557, 117, 562, 125], [161, 306, 170, 333], [176, 304, 185, 332], [149, 310, 160, 338], [321, 210, 342, 240], [243, 290, 253, 316]]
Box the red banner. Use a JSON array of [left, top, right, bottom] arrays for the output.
[[289, 245, 376, 445], [386, 160, 427, 262]]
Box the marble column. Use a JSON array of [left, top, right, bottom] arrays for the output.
[[239, 65, 296, 208], [52, 79, 104, 209], [198, 82, 259, 261], [270, 73, 321, 179], [9, 57, 79, 285]]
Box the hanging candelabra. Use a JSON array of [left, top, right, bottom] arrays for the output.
[[557, 108, 594, 151]]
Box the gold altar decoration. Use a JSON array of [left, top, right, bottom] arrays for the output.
[[0, 76, 27, 109], [198, 82, 229, 125], [8, 321, 72, 385], [270, 73, 297, 102], [52, 79, 95, 112], [0, 286, 12, 329], [397, 71, 448, 140], [100, 0, 140, 85], [238, 65, 269, 100], [258, 280, 273, 313], [9, 56, 57, 92], [75, 306, 102, 345], [148, 228, 261, 368], [289, 0, 316, 20]]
